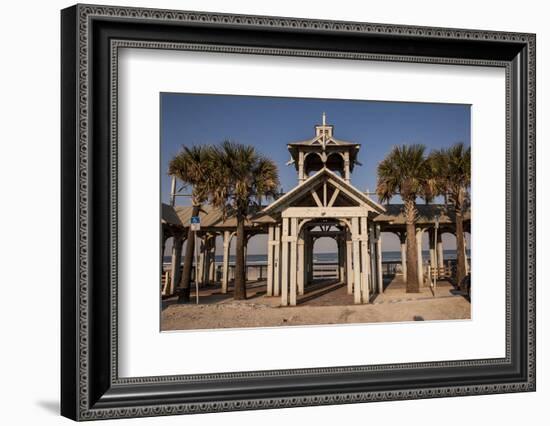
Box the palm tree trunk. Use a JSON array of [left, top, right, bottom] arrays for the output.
[[233, 212, 247, 300], [178, 203, 200, 303], [404, 200, 420, 293], [455, 209, 467, 289]]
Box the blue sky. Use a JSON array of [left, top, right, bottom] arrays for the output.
[[161, 93, 470, 253]]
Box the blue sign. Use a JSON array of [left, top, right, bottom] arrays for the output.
[[190, 216, 201, 231]]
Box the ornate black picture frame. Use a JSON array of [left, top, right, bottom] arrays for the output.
[[61, 4, 536, 421]]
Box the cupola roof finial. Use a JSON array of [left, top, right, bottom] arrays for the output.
[[322, 112, 326, 126]]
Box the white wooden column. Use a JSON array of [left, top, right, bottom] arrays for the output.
[[352, 217, 361, 304], [437, 233, 444, 269], [360, 217, 370, 303], [202, 237, 211, 285], [416, 228, 424, 287], [297, 232, 305, 296], [429, 229, 436, 269], [298, 151, 305, 184], [168, 236, 183, 296], [376, 225, 383, 294], [338, 236, 345, 283], [280, 218, 289, 306], [197, 238, 205, 286], [346, 231, 353, 295], [303, 232, 309, 287], [307, 234, 314, 284], [273, 225, 281, 296], [400, 234, 407, 277], [244, 244, 248, 282], [208, 235, 216, 283], [266, 225, 274, 296], [221, 230, 231, 293], [289, 218, 298, 306], [344, 152, 350, 183]]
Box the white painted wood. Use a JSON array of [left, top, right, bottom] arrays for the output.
[[346, 235, 353, 295], [282, 206, 369, 218], [437, 237, 444, 269], [361, 217, 370, 302], [298, 151, 305, 183], [416, 229, 424, 287], [369, 226, 377, 295], [338, 237, 345, 283], [221, 230, 231, 294], [310, 189, 323, 207], [273, 226, 281, 297], [327, 187, 340, 207], [290, 218, 298, 306], [305, 233, 312, 285], [344, 151, 350, 182], [352, 217, 361, 304], [208, 236, 216, 283], [428, 230, 436, 268], [266, 225, 274, 296], [376, 226, 383, 294], [281, 218, 289, 306], [297, 235, 304, 296], [327, 178, 365, 207], [196, 239, 205, 286], [168, 236, 183, 296], [400, 240, 407, 277]]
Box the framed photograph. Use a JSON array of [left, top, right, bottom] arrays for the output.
[[61, 4, 536, 421]]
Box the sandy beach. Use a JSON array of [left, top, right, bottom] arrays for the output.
[[161, 278, 470, 331]]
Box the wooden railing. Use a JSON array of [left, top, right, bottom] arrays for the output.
[[162, 262, 340, 290]]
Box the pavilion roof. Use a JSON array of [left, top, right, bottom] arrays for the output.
[[254, 167, 385, 217], [162, 204, 264, 230], [162, 196, 470, 230], [373, 203, 471, 225]]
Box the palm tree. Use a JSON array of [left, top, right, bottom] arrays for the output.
[[168, 145, 213, 303], [428, 143, 471, 288], [208, 141, 279, 300], [376, 144, 430, 293]]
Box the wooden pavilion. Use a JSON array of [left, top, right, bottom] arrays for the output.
[[161, 115, 470, 305]]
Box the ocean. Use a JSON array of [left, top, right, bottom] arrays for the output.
[[163, 250, 470, 265]]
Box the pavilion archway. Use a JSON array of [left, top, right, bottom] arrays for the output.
[[303, 152, 324, 177], [310, 235, 339, 283], [244, 232, 268, 283], [379, 232, 402, 283], [296, 218, 349, 298]]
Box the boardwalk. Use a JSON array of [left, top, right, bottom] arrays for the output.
[[161, 276, 470, 330]]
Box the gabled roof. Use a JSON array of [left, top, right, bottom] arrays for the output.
[[287, 137, 358, 147], [256, 168, 385, 216]]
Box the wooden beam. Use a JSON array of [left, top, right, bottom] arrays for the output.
[[327, 177, 365, 207], [282, 206, 370, 218], [346, 233, 353, 295], [281, 218, 289, 306], [290, 218, 298, 306], [310, 189, 323, 207], [273, 226, 280, 296], [327, 188, 340, 207], [360, 217, 370, 303], [266, 225, 274, 296], [352, 217, 361, 305]]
